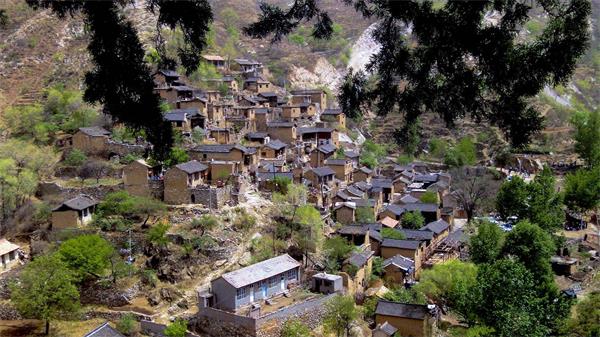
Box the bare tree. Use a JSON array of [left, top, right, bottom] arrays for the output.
[[79, 160, 110, 184], [450, 167, 502, 222]]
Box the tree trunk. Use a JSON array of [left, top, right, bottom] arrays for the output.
[[45, 320, 50, 335]]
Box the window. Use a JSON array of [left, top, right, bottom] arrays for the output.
[[236, 287, 247, 300], [287, 268, 298, 280], [269, 277, 278, 287], [176, 121, 183, 127]]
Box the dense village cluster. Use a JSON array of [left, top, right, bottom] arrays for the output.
[[0, 45, 596, 337]]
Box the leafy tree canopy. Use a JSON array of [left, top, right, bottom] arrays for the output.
[[571, 109, 600, 167], [469, 221, 505, 265], [563, 167, 600, 211], [57, 234, 115, 282], [401, 210, 425, 229]]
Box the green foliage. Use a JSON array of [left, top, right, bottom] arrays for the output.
[[469, 221, 504, 265], [233, 208, 257, 231], [563, 291, 600, 337], [323, 295, 358, 337], [64, 149, 87, 167], [383, 287, 427, 305], [420, 191, 438, 204], [362, 296, 378, 319], [273, 175, 292, 194], [355, 206, 375, 223], [1, 104, 50, 143], [292, 204, 324, 253], [140, 269, 158, 287], [96, 190, 166, 225], [396, 154, 414, 165], [502, 221, 555, 283], [281, 319, 311, 337], [32, 201, 52, 225], [495, 176, 529, 220], [288, 33, 305, 45], [250, 236, 286, 263], [429, 138, 447, 159], [10, 254, 80, 335], [564, 167, 600, 211], [163, 319, 187, 337], [571, 109, 600, 167], [117, 313, 138, 336], [192, 235, 217, 252], [57, 234, 115, 282], [147, 223, 170, 248], [164, 147, 190, 167], [381, 227, 406, 240], [444, 137, 477, 167], [415, 260, 477, 312], [401, 211, 425, 229], [191, 214, 219, 235], [360, 139, 387, 168], [323, 237, 354, 272]]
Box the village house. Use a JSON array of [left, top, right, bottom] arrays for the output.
[[305, 166, 336, 189], [208, 103, 226, 127], [344, 150, 360, 167], [122, 159, 160, 198], [254, 108, 270, 132], [375, 301, 438, 337], [420, 219, 451, 245], [311, 273, 343, 294], [266, 122, 297, 144], [153, 69, 181, 88], [325, 159, 353, 183], [176, 96, 208, 114], [72, 126, 110, 156], [309, 143, 337, 167], [281, 105, 302, 122], [334, 199, 378, 224], [393, 175, 412, 194], [354, 167, 373, 183], [164, 108, 205, 133], [51, 195, 98, 230], [0, 239, 20, 270], [233, 58, 263, 73], [379, 203, 440, 223], [257, 171, 293, 191], [337, 223, 382, 255], [202, 254, 300, 312], [259, 139, 287, 159], [190, 144, 256, 171], [246, 132, 270, 144], [297, 127, 339, 147], [207, 127, 231, 144], [290, 89, 327, 109], [244, 77, 272, 93], [208, 161, 240, 185], [379, 216, 399, 228], [371, 178, 395, 203], [342, 250, 374, 296], [164, 160, 208, 204], [382, 255, 415, 285], [297, 102, 317, 119], [320, 108, 346, 128], [258, 92, 278, 107], [201, 54, 226, 69], [380, 239, 425, 277]]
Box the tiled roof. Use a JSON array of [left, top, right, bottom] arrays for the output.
[[375, 300, 430, 320], [322, 108, 343, 115], [265, 139, 287, 150], [246, 132, 269, 139], [347, 250, 374, 268], [383, 255, 415, 272], [325, 159, 347, 166], [157, 69, 180, 77], [78, 127, 110, 137], [193, 144, 251, 154], [397, 228, 434, 241], [219, 254, 300, 288], [84, 322, 126, 337], [175, 160, 208, 174], [317, 143, 337, 154], [297, 127, 333, 134], [311, 166, 336, 177], [421, 219, 450, 235], [381, 239, 423, 250], [53, 195, 97, 212]]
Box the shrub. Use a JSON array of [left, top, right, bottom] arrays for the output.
[[140, 269, 158, 287], [116, 313, 138, 336], [420, 191, 438, 204], [64, 149, 87, 166], [381, 227, 406, 240], [233, 209, 257, 231], [402, 211, 425, 229]]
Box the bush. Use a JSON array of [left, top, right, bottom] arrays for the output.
[[420, 191, 438, 204], [192, 235, 217, 251], [233, 208, 257, 231], [381, 227, 406, 240], [64, 149, 87, 166], [140, 269, 158, 287], [402, 211, 425, 229], [163, 319, 187, 337], [116, 313, 138, 336]]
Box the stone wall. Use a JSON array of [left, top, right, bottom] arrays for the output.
[[196, 307, 257, 337], [149, 180, 165, 200], [37, 182, 123, 203], [190, 186, 231, 209], [107, 141, 147, 159]]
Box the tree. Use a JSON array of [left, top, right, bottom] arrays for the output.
[[563, 167, 600, 211], [338, 68, 369, 119], [10, 254, 80, 335], [419, 191, 438, 204], [469, 221, 504, 265], [117, 313, 139, 336], [451, 167, 501, 222], [323, 295, 358, 337], [64, 149, 87, 167], [496, 176, 529, 220], [501, 220, 555, 284], [323, 237, 354, 271], [383, 287, 427, 305], [0, 104, 50, 143], [78, 160, 110, 184], [444, 137, 478, 167], [57, 234, 115, 282], [415, 260, 477, 314], [147, 222, 170, 250], [381, 227, 406, 240], [164, 147, 190, 167], [163, 319, 187, 337], [191, 214, 219, 236], [401, 211, 424, 229], [563, 291, 600, 337], [281, 319, 311, 337], [97, 191, 166, 226], [356, 206, 375, 223], [571, 109, 600, 167], [526, 166, 564, 232], [245, 0, 590, 149]]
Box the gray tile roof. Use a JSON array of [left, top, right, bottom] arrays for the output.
[[267, 121, 295, 128], [311, 166, 336, 177], [345, 150, 359, 158], [383, 255, 415, 272], [375, 300, 430, 320], [357, 167, 372, 174], [257, 172, 293, 181], [347, 250, 374, 268], [381, 239, 423, 250], [317, 143, 337, 154], [246, 132, 269, 140], [193, 144, 251, 154], [53, 195, 97, 212], [399, 195, 419, 204], [78, 127, 110, 137], [415, 174, 439, 183], [84, 322, 125, 337], [290, 89, 324, 95], [298, 127, 334, 135], [175, 160, 208, 174], [325, 159, 347, 166], [421, 219, 450, 235], [164, 108, 201, 122], [219, 254, 300, 288], [322, 108, 343, 115], [371, 178, 393, 189], [397, 228, 434, 241], [265, 139, 287, 150]]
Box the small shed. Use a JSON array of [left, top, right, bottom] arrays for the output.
[[51, 195, 98, 230], [311, 273, 343, 294], [0, 239, 20, 269]]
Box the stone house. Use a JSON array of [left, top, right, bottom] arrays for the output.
[[325, 159, 353, 183], [154, 86, 178, 103], [201, 54, 225, 69], [153, 69, 181, 88], [243, 77, 272, 93], [380, 239, 425, 277], [305, 166, 336, 189], [297, 127, 339, 147], [208, 103, 226, 127], [0, 239, 20, 270], [297, 102, 317, 119], [208, 127, 231, 144], [342, 249, 374, 297], [246, 132, 270, 145], [164, 160, 208, 204], [382, 255, 415, 285], [254, 108, 270, 132], [123, 159, 160, 198], [371, 178, 394, 203], [190, 144, 256, 171], [354, 167, 373, 183], [258, 92, 278, 107], [337, 223, 382, 255], [420, 219, 451, 245], [375, 301, 437, 337], [176, 96, 208, 115], [310, 143, 337, 167], [259, 139, 287, 159], [281, 105, 301, 122], [51, 195, 98, 230], [208, 161, 239, 184], [321, 108, 346, 128], [311, 273, 343, 294], [203, 254, 300, 312], [379, 203, 440, 223], [290, 89, 327, 109], [393, 175, 412, 194], [164, 108, 205, 133], [72, 127, 110, 156], [232, 58, 263, 73], [266, 122, 297, 144], [334, 202, 357, 224]]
